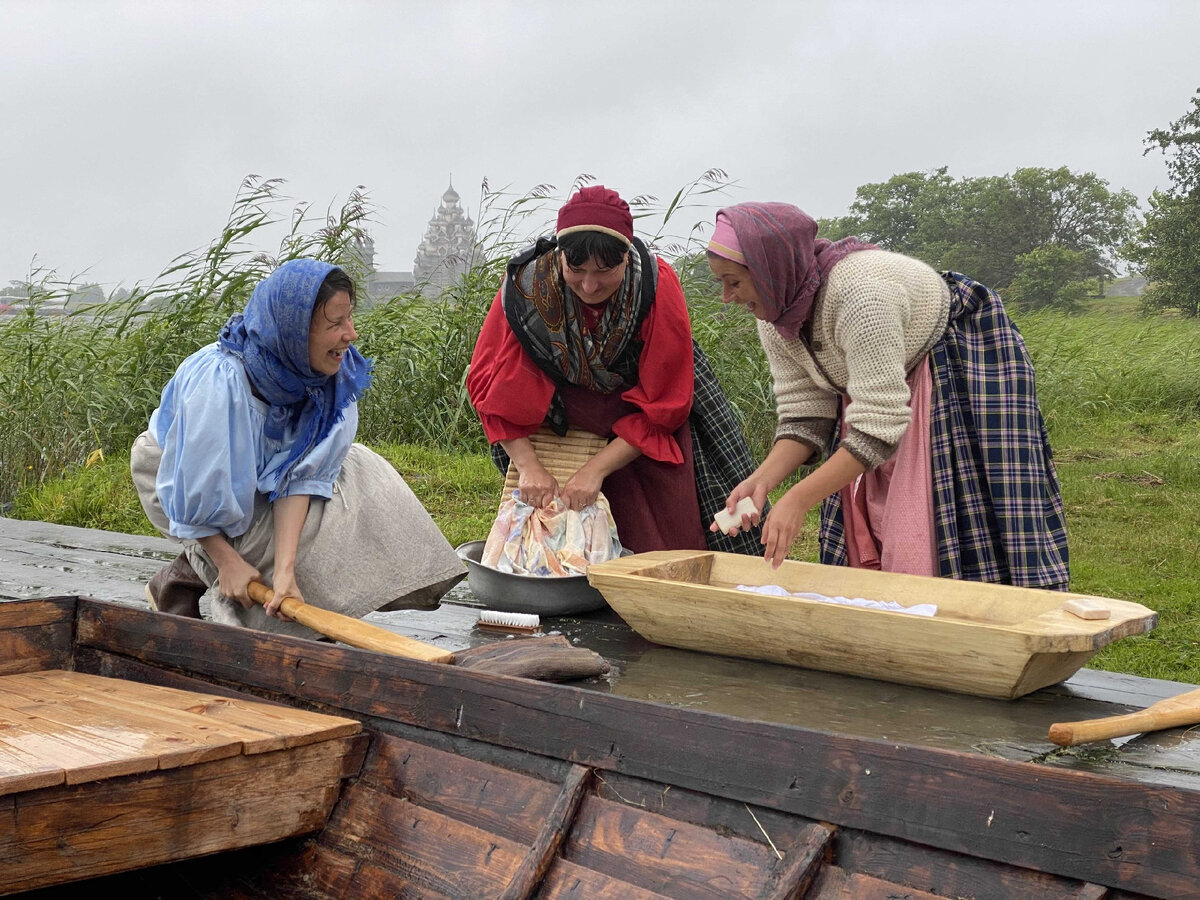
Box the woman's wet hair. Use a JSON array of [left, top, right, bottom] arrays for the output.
[[557, 231, 630, 269], [315, 267, 356, 311]]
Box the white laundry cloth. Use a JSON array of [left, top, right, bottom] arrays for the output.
[[737, 584, 937, 617]]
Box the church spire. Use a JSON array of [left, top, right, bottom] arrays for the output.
[[414, 175, 480, 295]]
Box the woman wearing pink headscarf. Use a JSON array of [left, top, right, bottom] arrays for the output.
[[708, 203, 1068, 590]]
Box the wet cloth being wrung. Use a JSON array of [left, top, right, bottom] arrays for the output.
[[482, 492, 622, 576]]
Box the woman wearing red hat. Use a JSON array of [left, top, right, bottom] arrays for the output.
[[467, 185, 763, 554], [707, 202, 1069, 588]]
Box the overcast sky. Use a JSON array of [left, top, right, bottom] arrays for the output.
[[3, 0, 1198, 288]]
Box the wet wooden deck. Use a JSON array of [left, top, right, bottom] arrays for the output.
[[3, 515, 1200, 781]]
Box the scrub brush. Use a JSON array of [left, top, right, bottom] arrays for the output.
[[477, 610, 541, 634]]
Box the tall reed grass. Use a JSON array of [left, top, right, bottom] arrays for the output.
[[0, 176, 372, 506], [1017, 308, 1200, 436], [4, 169, 1199, 515]]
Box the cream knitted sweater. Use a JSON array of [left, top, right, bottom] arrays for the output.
[[758, 249, 951, 469]]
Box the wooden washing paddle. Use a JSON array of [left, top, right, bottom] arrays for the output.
[[247, 581, 609, 682], [1049, 687, 1200, 746], [248, 581, 454, 662]]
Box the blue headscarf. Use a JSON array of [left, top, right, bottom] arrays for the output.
[[218, 259, 372, 499]]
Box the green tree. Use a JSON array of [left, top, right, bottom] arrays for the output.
[[835, 167, 1137, 292], [842, 168, 957, 260], [1127, 88, 1200, 317], [1128, 191, 1200, 317], [1003, 245, 1093, 311]]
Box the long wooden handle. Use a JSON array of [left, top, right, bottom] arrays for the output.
[[247, 581, 455, 664], [1049, 687, 1200, 746]]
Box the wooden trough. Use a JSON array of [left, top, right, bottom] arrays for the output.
[[587, 549, 1158, 699]]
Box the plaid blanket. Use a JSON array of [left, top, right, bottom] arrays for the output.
[[818, 272, 1069, 589]]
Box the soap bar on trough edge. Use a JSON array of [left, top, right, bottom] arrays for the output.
[[1062, 597, 1111, 620]]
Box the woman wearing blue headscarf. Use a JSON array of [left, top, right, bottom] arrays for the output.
[[131, 259, 463, 635]]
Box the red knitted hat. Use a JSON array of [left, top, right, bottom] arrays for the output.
[[556, 185, 634, 245]]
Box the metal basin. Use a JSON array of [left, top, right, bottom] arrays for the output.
[[454, 540, 610, 616]]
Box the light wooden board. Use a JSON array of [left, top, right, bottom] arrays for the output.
[[0, 670, 360, 796], [587, 550, 1158, 699], [501, 426, 608, 501], [2, 733, 364, 894]]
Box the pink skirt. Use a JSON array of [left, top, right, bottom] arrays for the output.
[[841, 356, 938, 577]]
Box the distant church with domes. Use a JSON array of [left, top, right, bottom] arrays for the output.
[[354, 179, 484, 303]]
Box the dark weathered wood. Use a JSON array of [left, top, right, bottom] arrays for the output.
[[501, 764, 592, 900], [0, 519, 175, 607], [831, 827, 1125, 899], [538, 859, 670, 899], [6, 516, 1200, 897], [0, 598, 75, 675], [360, 733, 561, 845], [1, 735, 363, 895], [6, 516, 1196, 760], [591, 769, 818, 854], [564, 793, 784, 898], [808, 866, 944, 898], [758, 822, 833, 900], [322, 781, 526, 897], [64, 597, 1200, 897]]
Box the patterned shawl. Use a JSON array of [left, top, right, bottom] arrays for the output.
[[218, 258, 372, 498], [718, 203, 877, 341], [502, 237, 656, 429]]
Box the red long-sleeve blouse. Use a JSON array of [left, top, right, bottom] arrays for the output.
[[467, 258, 695, 465]]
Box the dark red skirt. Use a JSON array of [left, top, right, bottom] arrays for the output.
[[558, 384, 706, 554]]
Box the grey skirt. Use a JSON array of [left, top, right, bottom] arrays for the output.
[[131, 432, 465, 639]]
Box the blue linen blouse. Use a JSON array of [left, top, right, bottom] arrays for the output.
[[149, 342, 356, 540]]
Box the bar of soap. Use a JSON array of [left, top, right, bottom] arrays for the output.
[[714, 497, 759, 535], [1062, 597, 1111, 620]]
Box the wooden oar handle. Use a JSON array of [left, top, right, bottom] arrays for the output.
[[1049, 690, 1200, 747], [247, 581, 454, 664], [1049, 712, 1153, 747]]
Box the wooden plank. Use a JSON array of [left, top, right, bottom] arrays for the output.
[[0, 598, 75, 675], [0, 670, 360, 796], [22, 669, 362, 752], [831, 827, 1118, 899], [1, 734, 362, 894], [0, 697, 167, 789], [758, 821, 833, 900], [0, 726, 66, 794], [564, 793, 782, 898], [360, 733, 560, 845], [501, 764, 592, 900], [322, 781, 526, 897], [0, 673, 245, 781], [0, 516, 178, 557], [809, 865, 944, 899], [591, 769, 822, 856], [538, 859, 671, 899], [76, 646, 284, 703]]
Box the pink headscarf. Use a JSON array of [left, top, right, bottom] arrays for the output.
[[714, 203, 878, 341]]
